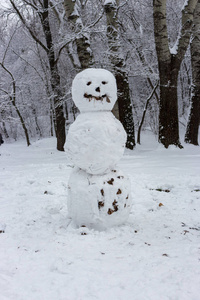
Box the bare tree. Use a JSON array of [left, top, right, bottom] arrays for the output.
[[153, 0, 198, 148], [0, 62, 31, 146], [9, 0, 66, 151]]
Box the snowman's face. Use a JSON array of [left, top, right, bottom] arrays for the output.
[[72, 68, 117, 112]]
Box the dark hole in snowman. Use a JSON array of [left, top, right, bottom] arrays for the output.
[[102, 81, 108, 85], [113, 200, 118, 211], [100, 189, 104, 196], [87, 81, 92, 86], [117, 189, 122, 195], [107, 178, 114, 185], [108, 208, 114, 215], [98, 201, 105, 209], [107, 200, 118, 215]]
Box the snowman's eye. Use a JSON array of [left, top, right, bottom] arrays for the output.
[[87, 81, 92, 86], [102, 81, 108, 85]]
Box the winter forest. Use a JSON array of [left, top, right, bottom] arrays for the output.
[[1, 1, 200, 300], [0, 0, 199, 149]]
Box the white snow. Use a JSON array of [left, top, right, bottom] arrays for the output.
[[104, 0, 116, 6], [170, 43, 178, 55], [65, 111, 126, 174], [0, 133, 200, 300]]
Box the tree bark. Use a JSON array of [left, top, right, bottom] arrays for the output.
[[153, 0, 198, 148], [104, 0, 135, 149], [64, 0, 94, 69], [38, 0, 66, 151], [185, 0, 200, 145]]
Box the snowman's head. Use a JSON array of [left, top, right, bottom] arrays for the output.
[[72, 68, 117, 112]]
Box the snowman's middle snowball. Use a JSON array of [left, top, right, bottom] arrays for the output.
[[66, 111, 126, 175]]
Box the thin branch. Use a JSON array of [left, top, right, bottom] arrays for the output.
[[11, 48, 45, 83], [9, 0, 48, 53], [87, 9, 104, 28], [2, 24, 19, 65], [137, 80, 159, 144], [49, 0, 61, 23], [116, 0, 128, 16], [0, 62, 15, 90], [54, 37, 75, 64], [0, 88, 10, 97], [22, 0, 38, 10]]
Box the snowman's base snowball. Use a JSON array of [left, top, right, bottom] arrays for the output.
[[67, 167, 132, 230]]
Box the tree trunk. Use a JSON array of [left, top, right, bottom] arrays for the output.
[[2, 121, 9, 139], [39, 0, 66, 151], [158, 60, 182, 148], [115, 70, 135, 149], [153, 0, 197, 148], [64, 0, 94, 69], [185, 86, 200, 145], [14, 101, 31, 146], [104, 0, 135, 149], [185, 0, 200, 145]]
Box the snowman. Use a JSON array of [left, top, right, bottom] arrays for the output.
[[66, 68, 131, 230]]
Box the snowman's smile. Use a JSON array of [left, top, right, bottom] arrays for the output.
[[84, 93, 111, 103]]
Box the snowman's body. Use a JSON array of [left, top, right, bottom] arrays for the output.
[[66, 68, 131, 230], [66, 111, 126, 175]]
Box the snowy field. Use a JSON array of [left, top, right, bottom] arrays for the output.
[[0, 133, 200, 300]]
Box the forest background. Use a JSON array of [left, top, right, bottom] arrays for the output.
[[0, 0, 199, 151]]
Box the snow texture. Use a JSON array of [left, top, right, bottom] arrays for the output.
[[0, 134, 200, 300], [71, 68, 117, 112], [170, 43, 178, 55], [104, 0, 116, 5], [65, 111, 126, 175], [68, 167, 131, 230], [0, 134, 200, 299]]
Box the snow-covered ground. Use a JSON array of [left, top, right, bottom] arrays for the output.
[[0, 133, 200, 300]]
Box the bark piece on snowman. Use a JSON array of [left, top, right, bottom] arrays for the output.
[[72, 68, 117, 112], [67, 168, 132, 230], [65, 111, 126, 175]]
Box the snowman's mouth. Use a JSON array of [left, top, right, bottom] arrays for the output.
[[84, 93, 111, 103]]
